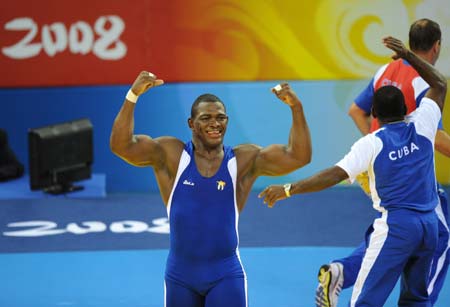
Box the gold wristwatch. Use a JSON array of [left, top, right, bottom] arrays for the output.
[[283, 183, 292, 197]]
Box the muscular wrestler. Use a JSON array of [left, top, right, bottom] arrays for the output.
[[110, 77, 312, 307]]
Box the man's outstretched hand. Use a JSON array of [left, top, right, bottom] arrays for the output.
[[258, 184, 287, 208]]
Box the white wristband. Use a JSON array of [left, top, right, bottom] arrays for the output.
[[273, 84, 282, 92], [126, 89, 138, 103]]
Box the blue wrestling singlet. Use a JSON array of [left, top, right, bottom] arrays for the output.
[[164, 141, 247, 307]]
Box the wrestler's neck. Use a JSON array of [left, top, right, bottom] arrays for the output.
[[379, 116, 405, 126], [192, 139, 224, 160]]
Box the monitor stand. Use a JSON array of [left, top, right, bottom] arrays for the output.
[[44, 183, 85, 195]]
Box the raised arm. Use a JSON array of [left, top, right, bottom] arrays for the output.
[[383, 36, 447, 111], [253, 83, 312, 176], [110, 71, 182, 168]]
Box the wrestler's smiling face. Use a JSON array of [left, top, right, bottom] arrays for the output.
[[189, 101, 228, 148]]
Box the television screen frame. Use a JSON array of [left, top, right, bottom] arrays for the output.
[[28, 118, 93, 194]]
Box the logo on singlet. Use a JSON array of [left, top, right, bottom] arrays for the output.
[[183, 179, 195, 186], [217, 180, 226, 190]]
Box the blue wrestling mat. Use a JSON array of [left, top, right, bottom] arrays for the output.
[[0, 189, 376, 253], [1, 187, 449, 306]]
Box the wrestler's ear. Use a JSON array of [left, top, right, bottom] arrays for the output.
[[188, 118, 194, 129]]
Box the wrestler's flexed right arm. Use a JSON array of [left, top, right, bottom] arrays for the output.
[[110, 71, 184, 203]]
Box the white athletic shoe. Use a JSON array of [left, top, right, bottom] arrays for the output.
[[315, 262, 344, 307]]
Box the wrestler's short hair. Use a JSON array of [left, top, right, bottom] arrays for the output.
[[191, 94, 226, 118], [372, 86, 407, 120]]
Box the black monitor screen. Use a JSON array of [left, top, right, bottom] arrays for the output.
[[28, 118, 93, 194]]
